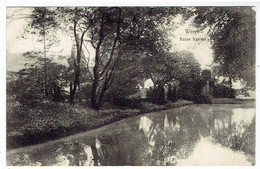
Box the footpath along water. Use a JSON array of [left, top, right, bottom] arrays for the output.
[[7, 101, 255, 166]]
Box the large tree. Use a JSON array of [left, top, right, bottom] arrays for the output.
[[54, 7, 94, 104], [190, 7, 255, 89], [71, 7, 182, 109], [28, 7, 58, 97]]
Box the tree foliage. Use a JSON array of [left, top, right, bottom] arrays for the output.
[[52, 7, 185, 109], [7, 52, 69, 106], [190, 7, 255, 89], [26, 7, 59, 97], [10, 7, 235, 109]]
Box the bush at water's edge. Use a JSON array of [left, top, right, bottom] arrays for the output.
[[181, 94, 212, 104]]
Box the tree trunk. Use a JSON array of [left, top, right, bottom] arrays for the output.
[[228, 77, 232, 90], [43, 32, 48, 97], [69, 64, 80, 104], [91, 17, 105, 110], [91, 44, 101, 109], [97, 78, 109, 109], [228, 77, 233, 98], [90, 10, 120, 110], [69, 13, 86, 104], [69, 82, 74, 104], [91, 78, 99, 109]]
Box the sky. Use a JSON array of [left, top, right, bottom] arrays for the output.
[[169, 15, 213, 69], [6, 7, 214, 71], [6, 8, 73, 54]]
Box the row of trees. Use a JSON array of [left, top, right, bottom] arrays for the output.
[[7, 7, 255, 109], [8, 7, 184, 109]]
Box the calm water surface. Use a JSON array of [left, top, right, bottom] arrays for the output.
[[7, 102, 255, 166]]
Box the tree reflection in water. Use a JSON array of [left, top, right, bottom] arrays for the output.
[[6, 104, 255, 166], [94, 126, 149, 166], [210, 108, 255, 158], [136, 106, 209, 165]]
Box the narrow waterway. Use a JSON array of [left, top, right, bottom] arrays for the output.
[[7, 101, 255, 166]]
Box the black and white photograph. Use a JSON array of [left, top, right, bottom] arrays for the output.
[[4, 4, 257, 166]]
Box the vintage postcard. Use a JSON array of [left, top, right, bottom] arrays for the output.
[[4, 4, 257, 167]]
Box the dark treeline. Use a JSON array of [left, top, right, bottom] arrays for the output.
[[7, 7, 255, 110]]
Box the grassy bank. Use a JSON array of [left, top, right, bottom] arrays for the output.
[[7, 100, 193, 150], [211, 98, 255, 106], [211, 98, 243, 104]]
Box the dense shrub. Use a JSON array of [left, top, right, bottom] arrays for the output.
[[146, 85, 166, 105], [213, 84, 236, 98], [140, 100, 193, 112], [17, 91, 43, 107], [140, 102, 165, 112], [74, 84, 92, 102], [113, 97, 142, 109], [178, 81, 200, 100], [191, 94, 212, 104], [167, 86, 178, 102]]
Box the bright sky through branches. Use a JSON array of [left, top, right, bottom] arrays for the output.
[[169, 15, 213, 69], [6, 7, 213, 71]]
